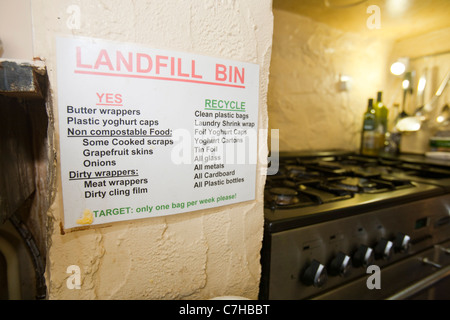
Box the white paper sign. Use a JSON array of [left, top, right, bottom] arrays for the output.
[[56, 36, 260, 229]]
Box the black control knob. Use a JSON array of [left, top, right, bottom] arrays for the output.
[[374, 238, 394, 260], [301, 259, 327, 287], [329, 252, 352, 277], [393, 233, 411, 253], [352, 245, 374, 268]]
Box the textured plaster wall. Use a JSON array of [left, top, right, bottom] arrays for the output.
[[268, 9, 393, 152], [30, 0, 272, 299]]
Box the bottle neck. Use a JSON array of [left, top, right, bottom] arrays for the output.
[[367, 99, 374, 110], [377, 92, 383, 103]]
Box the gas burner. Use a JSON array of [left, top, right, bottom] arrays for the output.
[[351, 166, 396, 178], [302, 161, 350, 176], [285, 165, 322, 182], [298, 183, 353, 203], [323, 177, 390, 194], [268, 187, 299, 206], [264, 186, 322, 210], [318, 175, 415, 194], [377, 175, 414, 189]]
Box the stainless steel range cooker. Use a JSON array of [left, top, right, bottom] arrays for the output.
[[259, 151, 450, 300]]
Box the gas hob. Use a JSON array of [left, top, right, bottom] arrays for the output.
[[263, 151, 450, 232]]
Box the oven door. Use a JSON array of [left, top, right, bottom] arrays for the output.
[[387, 242, 450, 300], [389, 266, 450, 300]]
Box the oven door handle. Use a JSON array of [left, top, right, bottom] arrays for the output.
[[438, 245, 450, 255], [386, 265, 450, 300], [421, 257, 442, 269]]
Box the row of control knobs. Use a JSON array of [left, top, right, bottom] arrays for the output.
[[302, 233, 411, 287]]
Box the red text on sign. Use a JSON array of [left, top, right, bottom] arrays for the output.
[[96, 92, 123, 105]]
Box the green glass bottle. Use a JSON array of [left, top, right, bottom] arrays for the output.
[[361, 98, 378, 156], [374, 91, 388, 152]]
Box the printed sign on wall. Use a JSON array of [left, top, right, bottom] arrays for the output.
[[56, 36, 260, 229]]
